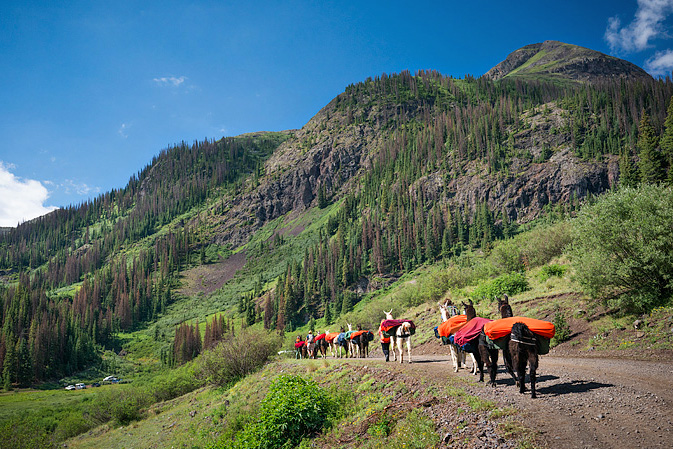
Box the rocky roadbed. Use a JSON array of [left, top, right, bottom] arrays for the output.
[[352, 352, 673, 449]]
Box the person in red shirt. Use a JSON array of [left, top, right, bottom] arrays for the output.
[[378, 320, 391, 362]]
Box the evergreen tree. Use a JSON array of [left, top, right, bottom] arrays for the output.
[[637, 112, 664, 183], [660, 98, 673, 183], [619, 148, 639, 187]]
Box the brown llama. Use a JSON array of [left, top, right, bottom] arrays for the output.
[[509, 322, 539, 398]]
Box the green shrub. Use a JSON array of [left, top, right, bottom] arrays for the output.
[[0, 416, 52, 449], [53, 411, 94, 441], [232, 375, 335, 449], [551, 310, 571, 347], [539, 264, 567, 281], [198, 328, 282, 386], [471, 272, 529, 300], [489, 239, 525, 274], [570, 184, 673, 313]]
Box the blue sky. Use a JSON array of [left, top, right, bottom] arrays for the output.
[[1, 0, 673, 226]]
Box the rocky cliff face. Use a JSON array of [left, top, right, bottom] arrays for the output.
[[484, 40, 651, 84], [210, 41, 647, 248]]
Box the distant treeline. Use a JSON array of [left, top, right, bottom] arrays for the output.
[[0, 134, 287, 386]]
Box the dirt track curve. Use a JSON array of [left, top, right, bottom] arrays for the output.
[[370, 353, 673, 449]]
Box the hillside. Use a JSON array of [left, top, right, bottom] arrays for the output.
[[1, 47, 673, 447], [0, 40, 672, 392], [483, 40, 652, 84]]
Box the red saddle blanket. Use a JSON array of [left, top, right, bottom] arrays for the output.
[[324, 332, 340, 343], [437, 315, 468, 337], [380, 319, 416, 336], [483, 317, 556, 340], [314, 333, 326, 341], [454, 317, 493, 347], [294, 341, 306, 349]]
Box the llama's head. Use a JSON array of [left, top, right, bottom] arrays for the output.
[[462, 300, 476, 321], [498, 294, 513, 318], [347, 323, 353, 331], [384, 309, 394, 320], [439, 303, 449, 322]]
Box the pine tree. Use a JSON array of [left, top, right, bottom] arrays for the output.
[[660, 98, 673, 183], [637, 112, 664, 184], [619, 148, 639, 187]]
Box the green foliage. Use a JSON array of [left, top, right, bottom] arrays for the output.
[[551, 309, 571, 347], [232, 375, 335, 449], [571, 184, 673, 313], [471, 272, 530, 300], [197, 328, 282, 386], [538, 264, 567, 281], [0, 415, 52, 449], [385, 409, 439, 449], [637, 112, 664, 184]]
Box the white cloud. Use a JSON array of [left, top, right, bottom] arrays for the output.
[[0, 162, 59, 227], [118, 122, 129, 138], [152, 76, 187, 87], [605, 0, 673, 53], [645, 48, 673, 75], [62, 179, 100, 196]]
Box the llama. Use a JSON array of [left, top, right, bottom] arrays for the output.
[[336, 327, 349, 358], [294, 336, 308, 359], [313, 332, 328, 359], [347, 323, 360, 358], [496, 295, 517, 383], [350, 328, 371, 358], [438, 301, 477, 373], [454, 300, 498, 384], [325, 331, 339, 357], [509, 322, 539, 398], [384, 310, 413, 364], [305, 331, 316, 359]]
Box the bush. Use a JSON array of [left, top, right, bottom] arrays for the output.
[[539, 264, 567, 281], [551, 310, 571, 347], [52, 412, 94, 441], [471, 272, 529, 300], [198, 328, 282, 386], [570, 185, 673, 313], [233, 375, 335, 449]]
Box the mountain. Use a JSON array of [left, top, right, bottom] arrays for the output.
[[483, 40, 652, 84], [1, 42, 672, 387]]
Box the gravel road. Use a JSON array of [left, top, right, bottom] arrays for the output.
[[376, 353, 673, 449]]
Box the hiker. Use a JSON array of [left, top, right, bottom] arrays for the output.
[[378, 320, 390, 362]]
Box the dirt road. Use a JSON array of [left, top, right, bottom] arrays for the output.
[[375, 353, 673, 449]]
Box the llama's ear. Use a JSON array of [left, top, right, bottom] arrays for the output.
[[469, 299, 474, 306], [503, 294, 509, 303]]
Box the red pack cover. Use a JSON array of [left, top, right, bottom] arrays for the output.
[[349, 330, 367, 340], [454, 317, 492, 346], [483, 317, 555, 340], [294, 341, 305, 349], [380, 319, 416, 334], [437, 315, 468, 337], [314, 333, 326, 341], [325, 332, 340, 343]]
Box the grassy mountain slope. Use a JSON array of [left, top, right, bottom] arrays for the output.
[[483, 40, 652, 84]]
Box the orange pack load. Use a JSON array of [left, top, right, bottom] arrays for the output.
[[483, 316, 555, 340], [437, 315, 468, 338]]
